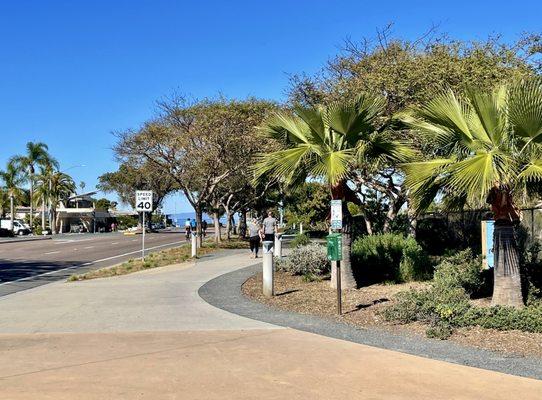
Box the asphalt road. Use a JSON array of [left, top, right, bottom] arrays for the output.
[[0, 230, 188, 297]]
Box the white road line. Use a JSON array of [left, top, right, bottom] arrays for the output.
[[131, 239, 137, 242], [83, 246, 94, 249], [111, 242, 118, 245], [44, 251, 60, 255], [0, 241, 182, 286]]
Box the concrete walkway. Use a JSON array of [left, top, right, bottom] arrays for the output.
[[1, 249, 541, 399]]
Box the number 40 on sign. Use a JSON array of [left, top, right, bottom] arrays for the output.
[[135, 190, 153, 211]]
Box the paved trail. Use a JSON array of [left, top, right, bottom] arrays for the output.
[[0, 250, 540, 399]]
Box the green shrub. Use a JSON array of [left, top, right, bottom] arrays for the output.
[[290, 233, 311, 248], [432, 249, 484, 295], [352, 233, 431, 283], [382, 250, 542, 339], [276, 243, 330, 277]]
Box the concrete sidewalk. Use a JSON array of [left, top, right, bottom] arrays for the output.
[[1, 249, 541, 399], [0, 250, 276, 333]]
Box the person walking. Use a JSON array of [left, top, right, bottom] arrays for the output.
[[262, 210, 277, 243], [202, 220, 208, 237], [184, 218, 191, 241], [248, 217, 262, 258]]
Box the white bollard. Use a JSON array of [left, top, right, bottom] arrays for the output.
[[274, 234, 282, 258], [262, 241, 274, 297], [191, 232, 197, 258], [300, 222, 303, 235]]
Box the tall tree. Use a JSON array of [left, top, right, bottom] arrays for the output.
[[34, 170, 75, 233], [400, 79, 542, 308], [289, 30, 540, 232], [98, 161, 177, 216], [255, 95, 410, 289], [10, 142, 57, 228], [0, 162, 26, 231], [115, 97, 276, 243]]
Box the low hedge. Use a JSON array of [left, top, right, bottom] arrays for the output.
[[276, 243, 330, 281], [382, 249, 542, 339], [352, 233, 431, 283]]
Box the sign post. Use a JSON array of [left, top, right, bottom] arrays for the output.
[[135, 190, 153, 261], [327, 233, 343, 315], [329, 199, 343, 315]]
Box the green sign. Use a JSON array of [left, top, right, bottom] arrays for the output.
[[326, 233, 342, 261]]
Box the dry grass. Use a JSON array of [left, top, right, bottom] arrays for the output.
[[68, 239, 248, 281], [242, 271, 542, 358]]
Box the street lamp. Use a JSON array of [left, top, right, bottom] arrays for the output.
[[49, 164, 86, 235]]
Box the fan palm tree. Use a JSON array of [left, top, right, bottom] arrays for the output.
[[0, 162, 26, 231], [0, 189, 9, 218], [34, 170, 75, 234], [11, 142, 57, 228], [400, 78, 542, 308], [254, 94, 411, 288]]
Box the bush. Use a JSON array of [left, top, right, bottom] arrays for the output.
[[276, 243, 330, 279], [290, 233, 311, 248], [382, 250, 542, 339], [432, 249, 487, 295], [352, 233, 431, 283]]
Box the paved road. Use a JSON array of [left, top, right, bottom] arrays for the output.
[[0, 230, 187, 296]]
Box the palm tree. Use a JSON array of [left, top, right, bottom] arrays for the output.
[[254, 95, 410, 288], [34, 170, 75, 234], [0, 189, 9, 218], [0, 162, 26, 232], [11, 142, 57, 229], [400, 79, 542, 308]]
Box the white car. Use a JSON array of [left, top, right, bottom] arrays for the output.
[[0, 219, 31, 236]]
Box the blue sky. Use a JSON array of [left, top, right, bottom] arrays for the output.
[[1, 0, 540, 213]]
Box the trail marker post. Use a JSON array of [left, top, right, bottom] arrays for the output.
[[329, 199, 343, 315], [135, 190, 153, 261]]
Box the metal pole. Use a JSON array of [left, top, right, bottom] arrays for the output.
[[337, 259, 342, 315], [142, 212, 145, 261], [262, 241, 274, 297]]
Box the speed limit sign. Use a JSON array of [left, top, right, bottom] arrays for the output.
[[135, 190, 153, 212]]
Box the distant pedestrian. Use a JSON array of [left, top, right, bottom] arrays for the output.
[[185, 218, 191, 241], [248, 218, 262, 258], [190, 218, 197, 233], [262, 210, 277, 242], [202, 220, 208, 237]]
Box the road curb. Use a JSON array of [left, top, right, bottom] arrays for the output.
[[0, 236, 52, 245], [199, 264, 542, 381]]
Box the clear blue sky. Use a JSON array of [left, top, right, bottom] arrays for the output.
[[1, 0, 540, 213]]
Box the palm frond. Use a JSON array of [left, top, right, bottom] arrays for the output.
[[509, 78, 542, 144]]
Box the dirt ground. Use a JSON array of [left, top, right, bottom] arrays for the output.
[[242, 271, 542, 359]]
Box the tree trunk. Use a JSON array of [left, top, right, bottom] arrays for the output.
[[364, 217, 373, 235], [239, 210, 247, 238], [213, 211, 222, 243], [407, 202, 417, 238], [41, 195, 46, 230], [382, 195, 405, 233], [195, 207, 203, 247], [10, 194, 14, 232], [330, 199, 357, 289], [225, 209, 232, 240], [492, 224, 524, 308], [51, 209, 56, 234], [29, 174, 34, 228]]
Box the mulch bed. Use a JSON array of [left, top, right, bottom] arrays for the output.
[[242, 271, 542, 359]]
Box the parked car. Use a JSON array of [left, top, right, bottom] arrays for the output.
[[0, 219, 31, 236]]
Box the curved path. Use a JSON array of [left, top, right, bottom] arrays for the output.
[[0, 249, 541, 399]]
